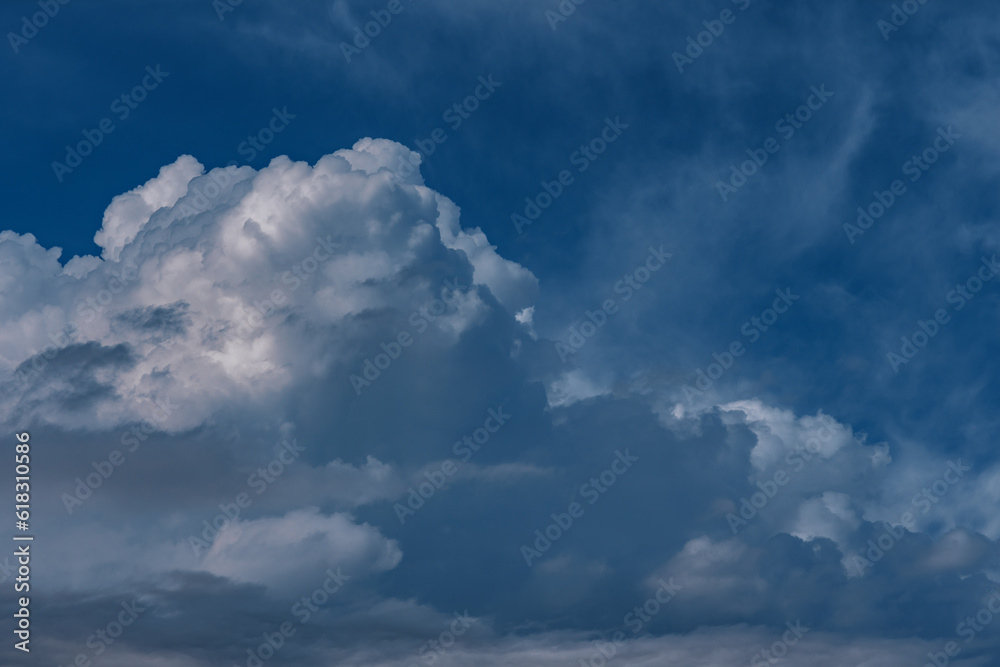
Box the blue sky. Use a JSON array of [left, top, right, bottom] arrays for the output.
[[2, 0, 1000, 665]]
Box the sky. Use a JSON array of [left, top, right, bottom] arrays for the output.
[[2, 0, 1000, 665]]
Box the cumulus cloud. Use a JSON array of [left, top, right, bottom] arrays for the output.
[[199, 508, 402, 588], [94, 155, 205, 262], [0, 139, 536, 435], [0, 139, 542, 663]]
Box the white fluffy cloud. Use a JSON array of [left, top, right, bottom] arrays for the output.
[[3, 140, 537, 611], [200, 507, 402, 588], [94, 154, 205, 262], [0, 139, 536, 434]]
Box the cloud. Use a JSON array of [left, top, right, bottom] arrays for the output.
[[94, 155, 205, 262], [199, 507, 401, 589], [0, 139, 536, 435]]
